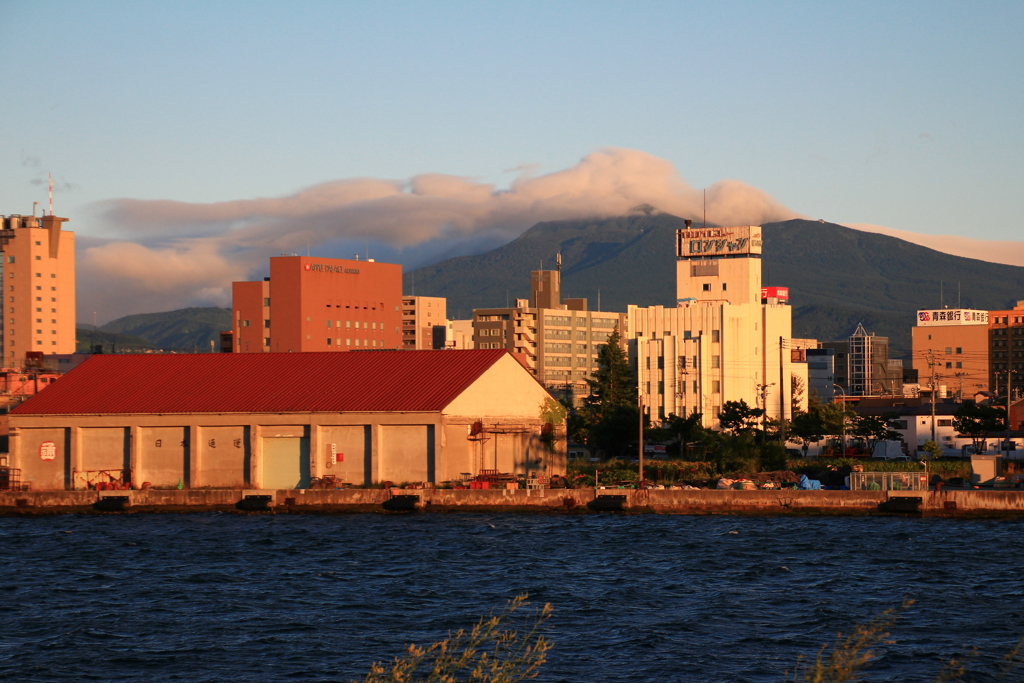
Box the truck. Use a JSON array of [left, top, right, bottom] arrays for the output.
[[871, 440, 910, 461]]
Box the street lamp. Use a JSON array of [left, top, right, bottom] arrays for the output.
[[833, 383, 847, 456]]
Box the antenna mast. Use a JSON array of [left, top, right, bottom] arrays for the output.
[[48, 173, 53, 216]]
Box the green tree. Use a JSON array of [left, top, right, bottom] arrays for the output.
[[586, 326, 633, 409], [664, 412, 705, 459], [953, 402, 1006, 455], [851, 411, 902, 455], [584, 326, 638, 458], [717, 399, 764, 434], [790, 409, 825, 455]]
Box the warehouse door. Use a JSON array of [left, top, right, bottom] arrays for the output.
[[262, 437, 310, 489]]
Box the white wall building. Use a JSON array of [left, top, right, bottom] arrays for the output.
[[628, 221, 806, 428]]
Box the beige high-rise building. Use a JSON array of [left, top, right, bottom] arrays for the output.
[[628, 220, 804, 428], [0, 213, 76, 366], [402, 296, 447, 349], [472, 269, 626, 402]]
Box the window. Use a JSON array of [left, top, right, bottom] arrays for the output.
[[264, 337, 270, 346], [956, 347, 962, 354], [50, 274, 55, 278], [702, 283, 711, 291], [937, 419, 953, 427], [263, 298, 270, 306], [722, 283, 727, 291], [264, 320, 270, 328], [945, 362, 952, 369], [35, 256, 41, 260], [955, 361, 962, 368], [327, 338, 332, 345], [35, 273, 40, 278], [242, 320, 250, 327], [711, 330, 720, 343], [34, 241, 39, 246], [35, 308, 41, 312], [326, 319, 332, 328], [945, 347, 952, 354], [35, 318, 41, 323], [711, 355, 721, 369], [712, 380, 721, 393], [5, 256, 12, 263], [50, 287, 55, 291]]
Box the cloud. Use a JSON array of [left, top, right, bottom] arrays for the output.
[[846, 223, 1024, 267], [80, 148, 802, 322]]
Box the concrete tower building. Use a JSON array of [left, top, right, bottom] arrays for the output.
[[0, 213, 76, 366], [629, 221, 804, 427]]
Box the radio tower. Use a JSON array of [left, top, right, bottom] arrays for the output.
[[48, 173, 54, 216]]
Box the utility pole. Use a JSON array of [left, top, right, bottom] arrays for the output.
[[779, 336, 787, 444], [638, 392, 645, 489], [756, 382, 774, 441], [1006, 370, 1013, 459], [925, 350, 939, 442]]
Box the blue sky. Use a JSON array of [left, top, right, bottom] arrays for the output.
[[2, 1, 1022, 319]]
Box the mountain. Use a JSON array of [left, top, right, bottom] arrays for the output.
[[98, 307, 232, 351], [404, 215, 1024, 357], [75, 328, 156, 353]]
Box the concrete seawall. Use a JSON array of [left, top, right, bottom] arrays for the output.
[[3, 488, 1024, 516]]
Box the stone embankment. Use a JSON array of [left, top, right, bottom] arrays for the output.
[[3, 487, 1024, 516]]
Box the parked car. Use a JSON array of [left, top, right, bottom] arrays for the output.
[[871, 440, 909, 461]]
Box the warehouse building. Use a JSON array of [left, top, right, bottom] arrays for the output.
[[9, 349, 564, 491]]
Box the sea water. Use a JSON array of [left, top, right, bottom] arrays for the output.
[[1, 513, 1022, 682]]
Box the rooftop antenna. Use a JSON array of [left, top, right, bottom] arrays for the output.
[[556, 253, 562, 272], [48, 173, 53, 216], [702, 188, 706, 229], [598, 289, 601, 312]]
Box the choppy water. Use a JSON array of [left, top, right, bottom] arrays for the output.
[[1, 513, 1023, 682]]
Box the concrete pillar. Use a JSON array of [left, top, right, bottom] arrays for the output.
[[189, 425, 200, 488], [370, 422, 381, 484], [309, 421, 321, 480], [68, 426, 82, 489], [250, 424, 261, 489], [129, 425, 140, 487]]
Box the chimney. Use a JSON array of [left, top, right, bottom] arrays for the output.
[[685, 219, 692, 228]]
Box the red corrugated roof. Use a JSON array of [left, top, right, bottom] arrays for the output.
[[11, 349, 509, 415]]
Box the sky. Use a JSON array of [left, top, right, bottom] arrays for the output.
[[2, 1, 1022, 323]]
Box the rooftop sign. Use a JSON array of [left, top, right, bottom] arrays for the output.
[[916, 309, 988, 326], [676, 226, 762, 258]]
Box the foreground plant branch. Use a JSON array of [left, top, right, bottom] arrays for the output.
[[355, 595, 552, 683]]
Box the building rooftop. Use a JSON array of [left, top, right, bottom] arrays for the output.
[[11, 349, 509, 415]]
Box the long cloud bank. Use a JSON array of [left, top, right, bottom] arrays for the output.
[[79, 148, 799, 322]]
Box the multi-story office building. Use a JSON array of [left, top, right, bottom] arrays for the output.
[[911, 307, 990, 400], [628, 222, 802, 426], [0, 213, 76, 366], [402, 296, 446, 350], [472, 269, 625, 401], [232, 256, 402, 352], [824, 324, 904, 397], [988, 300, 1024, 398]]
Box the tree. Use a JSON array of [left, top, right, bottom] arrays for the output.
[[791, 373, 806, 413], [586, 326, 633, 409], [583, 326, 638, 458], [851, 412, 902, 455], [717, 399, 764, 434], [664, 411, 704, 459], [789, 409, 825, 454], [953, 402, 1006, 455]]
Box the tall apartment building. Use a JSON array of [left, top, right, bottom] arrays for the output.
[[911, 307, 990, 400], [232, 256, 402, 352], [472, 269, 625, 401], [402, 296, 446, 350], [0, 213, 76, 366], [989, 300, 1024, 398], [629, 222, 802, 426]]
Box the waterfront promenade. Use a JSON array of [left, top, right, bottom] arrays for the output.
[[4, 487, 1024, 516]]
